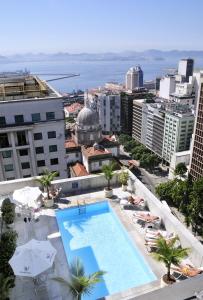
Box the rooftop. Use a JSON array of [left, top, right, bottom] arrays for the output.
[[70, 162, 89, 177], [82, 145, 111, 157], [0, 74, 61, 102], [64, 102, 83, 113], [64, 139, 79, 149]]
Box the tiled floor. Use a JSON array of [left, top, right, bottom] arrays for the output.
[[10, 188, 166, 300]]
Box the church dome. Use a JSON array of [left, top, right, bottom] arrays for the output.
[[76, 106, 98, 126]]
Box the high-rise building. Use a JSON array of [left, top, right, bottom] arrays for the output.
[[0, 74, 67, 181], [125, 66, 143, 90], [159, 75, 176, 100], [190, 82, 203, 179], [162, 111, 194, 163], [178, 59, 194, 82]]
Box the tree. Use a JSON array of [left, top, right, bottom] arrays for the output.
[[118, 167, 129, 186], [153, 236, 190, 283], [1, 199, 15, 228], [0, 274, 14, 300], [65, 116, 75, 123], [174, 163, 187, 178], [102, 162, 115, 190], [155, 180, 175, 204], [53, 257, 105, 300], [171, 180, 187, 209], [36, 170, 58, 199], [118, 134, 131, 145]]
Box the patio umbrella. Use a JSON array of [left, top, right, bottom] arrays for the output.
[[12, 186, 42, 209], [9, 239, 57, 277]]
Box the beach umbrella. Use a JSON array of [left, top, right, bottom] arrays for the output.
[[12, 186, 42, 209], [9, 239, 57, 277]]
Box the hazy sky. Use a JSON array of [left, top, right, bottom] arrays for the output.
[[1, 0, 203, 54]]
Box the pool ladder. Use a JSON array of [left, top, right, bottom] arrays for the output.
[[77, 200, 86, 214]]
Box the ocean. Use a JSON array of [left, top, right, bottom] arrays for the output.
[[0, 58, 203, 93]]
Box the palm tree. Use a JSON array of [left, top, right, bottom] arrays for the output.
[[102, 162, 115, 190], [152, 236, 190, 283], [36, 170, 58, 199], [0, 274, 14, 300], [53, 257, 106, 300]]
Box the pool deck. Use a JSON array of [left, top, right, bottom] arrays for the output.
[[10, 188, 166, 300]]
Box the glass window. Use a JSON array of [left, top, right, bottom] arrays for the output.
[[0, 116, 6, 126], [15, 115, 24, 124], [21, 162, 30, 169], [17, 131, 27, 146], [4, 164, 14, 172], [49, 145, 57, 152], [34, 133, 42, 140], [72, 182, 78, 189], [19, 149, 28, 156], [7, 177, 15, 180], [2, 150, 12, 158], [37, 160, 45, 167], [48, 131, 56, 139], [23, 175, 31, 178], [35, 146, 44, 154], [50, 158, 58, 165], [32, 113, 41, 122], [0, 133, 9, 148], [46, 112, 55, 120]]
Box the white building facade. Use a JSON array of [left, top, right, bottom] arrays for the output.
[[0, 76, 67, 181], [125, 66, 143, 90], [159, 76, 176, 100]]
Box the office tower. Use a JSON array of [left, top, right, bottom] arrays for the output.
[[159, 75, 176, 100], [0, 74, 66, 181], [190, 82, 203, 179], [162, 111, 194, 163], [178, 58, 194, 82], [125, 66, 143, 90]]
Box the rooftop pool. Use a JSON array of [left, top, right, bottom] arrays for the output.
[[56, 201, 156, 299]]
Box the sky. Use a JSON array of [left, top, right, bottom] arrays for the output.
[[0, 0, 203, 54]]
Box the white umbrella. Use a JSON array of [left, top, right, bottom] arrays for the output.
[[12, 186, 42, 209], [9, 239, 57, 277]]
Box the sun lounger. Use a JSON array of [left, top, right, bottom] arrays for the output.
[[171, 265, 203, 279], [120, 198, 145, 210], [133, 211, 161, 225], [145, 231, 175, 242]]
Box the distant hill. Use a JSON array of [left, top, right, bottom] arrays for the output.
[[1, 50, 203, 62]]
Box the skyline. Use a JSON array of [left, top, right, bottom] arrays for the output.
[[0, 0, 203, 54]]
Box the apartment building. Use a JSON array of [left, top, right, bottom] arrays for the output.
[[190, 82, 203, 179], [0, 74, 66, 181], [159, 75, 176, 100], [125, 66, 143, 90], [178, 58, 194, 82], [86, 89, 121, 134], [162, 111, 194, 163], [132, 100, 144, 142]]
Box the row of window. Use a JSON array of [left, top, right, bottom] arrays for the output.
[[1, 145, 57, 159], [6, 172, 60, 181], [4, 158, 59, 172], [34, 131, 56, 140], [0, 112, 56, 125]]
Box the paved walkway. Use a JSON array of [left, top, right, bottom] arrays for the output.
[[10, 188, 166, 300]]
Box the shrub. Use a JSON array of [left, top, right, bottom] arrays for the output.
[[118, 168, 129, 186], [1, 199, 15, 226]]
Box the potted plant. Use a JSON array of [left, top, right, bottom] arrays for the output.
[[152, 236, 190, 286], [53, 257, 106, 300], [118, 167, 129, 191], [1, 199, 15, 229], [36, 170, 58, 208], [102, 162, 115, 198]]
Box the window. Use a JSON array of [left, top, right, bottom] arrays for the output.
[[19, 149, 28, 156], [0, 133, 9, 148], [35, 146, 44, 154], [32, 113, 41, 122], [2, 150, 12, 158], [7, 177, 15, 180], [17, 131, 27, 146], [21, 162, 30, 169], [50, 158, 58, 165], [99, 161, 102, 166], [23, 175, 31, 178], [48, 131, 56, 139], [37, 160, 45, 167], [49, 145, 57, 152], [72, 182, 78, 189], [34, 133, 42, 140], [0, 116, 6, 126], [46, 112, 55, 120], [15, 115, 24, 124], [4, 164, 14, 172], [75, 153, 79, 158]]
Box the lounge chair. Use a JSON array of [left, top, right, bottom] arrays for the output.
[[133, 211, 161, 226], [171, 265, 203, 279], [120, 196, 145, 210], [145, 231, 175, 242]]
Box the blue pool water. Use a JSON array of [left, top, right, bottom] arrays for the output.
[[56, 201, 156, 299]]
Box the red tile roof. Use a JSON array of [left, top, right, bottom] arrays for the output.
[[71, 163, 89, 177], [64, 103, 83, 113], [82, 146, 111, 158], [64, 139, 78, 148]]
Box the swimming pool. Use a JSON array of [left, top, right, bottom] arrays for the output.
[[56, 201, 156, 299]]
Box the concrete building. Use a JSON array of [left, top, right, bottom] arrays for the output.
[[169, 150, 190, 179], [132, 100, 145, 142], [125, 66, 143, 90], [190, 82, 203, 179], [162, 111, 194, 163], [178, 58, 194, 82], [64, 103, 83, 118], [192, 70, 203, 108], [159, 75, 176, 100], [0, 74, 67, 181], [85, 89, 121, 134]]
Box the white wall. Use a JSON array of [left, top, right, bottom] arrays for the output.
[[159, 76, 176, 100]]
